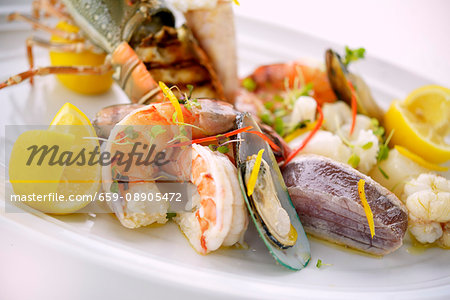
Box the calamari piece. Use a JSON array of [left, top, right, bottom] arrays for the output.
[[176, 0, 238, 102], [282, 154, 408, 255]]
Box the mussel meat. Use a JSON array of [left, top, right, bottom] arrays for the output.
[[244, 155, 297, 249]]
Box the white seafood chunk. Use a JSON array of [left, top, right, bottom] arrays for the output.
[[322, 101, 351, 133], [438, 223, 450, 248], [409, 216, 443, 244], [402, 173, 450, 244], [288, 130, 351, 164], [352, 129, 379, 174], [341, 115, 374, 140], [288, 96, 317, 130], [368, 148, 428, 197], [404, 174, 450, 223]]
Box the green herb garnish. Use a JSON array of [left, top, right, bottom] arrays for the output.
[[316, 259, 332, 268], [377, 145, 389, 162], [260, 111, 274, 126], [377, 130, 394, 162], [264, 101, 274, 110], [172, 111, 178, 123], [166, 212, 177, 220], [274, 117, 285, 136], [150, 125, 166, 139], [362, 141, 373, 150], [124, 126, 139, 140], [293, 119, 310, 131], [343, 46, 366, 67], [110, 181, 119, 193], [242, 77, 257, 92], [348, 153, 360, 168], [378, 166, 390, 179], [217, 145, 229, 154], [273, 94, 284, 102], [186, 84, 194, 99]]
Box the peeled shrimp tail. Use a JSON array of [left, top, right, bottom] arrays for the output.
[[185, 0, 238, 103]]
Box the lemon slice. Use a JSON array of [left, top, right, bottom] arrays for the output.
[[384, 85, 450, 164], [9, 103, 101, 214], [49, 21, 113, 95], [404, 85, 450, 129]]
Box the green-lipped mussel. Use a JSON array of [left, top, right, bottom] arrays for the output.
[[235, 113, 310, 270], [325, 49, 384, 121]]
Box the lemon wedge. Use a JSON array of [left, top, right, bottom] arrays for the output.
[[49, 21, 113, 95], [9, 130, 75, 197], [384, 85, 450, 164], [395, 145, 448, 172], [9, 103, 101, 214]]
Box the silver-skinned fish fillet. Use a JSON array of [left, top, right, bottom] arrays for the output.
[[282, 154, 408, 255]]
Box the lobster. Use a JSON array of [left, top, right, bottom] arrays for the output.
[[0, 0, 238, 104]]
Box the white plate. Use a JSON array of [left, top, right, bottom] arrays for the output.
[[0, 11, 449, 300]]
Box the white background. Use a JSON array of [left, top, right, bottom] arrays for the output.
[[236, 0, 450, 86]]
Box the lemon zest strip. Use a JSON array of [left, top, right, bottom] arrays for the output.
[[233, 0, 240, 5], [358, 179, 375, 239], [159, 81, 184, 124], [247, 149, 265, 196], [395, 145, 448, 171]]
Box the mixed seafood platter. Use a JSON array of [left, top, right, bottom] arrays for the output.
[[0, 0, 449, 297]]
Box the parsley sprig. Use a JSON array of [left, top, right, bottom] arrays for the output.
[[343, 46, 366, 67], [316, 259, 332, 268]]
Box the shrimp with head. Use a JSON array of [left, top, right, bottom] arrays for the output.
[[102, 98, 248, 253]]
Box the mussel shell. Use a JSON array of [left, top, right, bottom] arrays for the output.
[[244, 157, 296, 249], [234, 113, 310, 270], [325, 49, 384, 121], [326, 49, 353, 104]]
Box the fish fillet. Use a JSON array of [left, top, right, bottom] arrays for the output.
[[282, 154, 408, 255], [184, 0, 238, 102]]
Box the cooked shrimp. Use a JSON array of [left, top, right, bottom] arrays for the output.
[[235, 61, 337, 140], [217, 150, 248, 246], [241, 61, 337, 105], [174, 144, 247, 254], [102, 99, 248, 253]]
